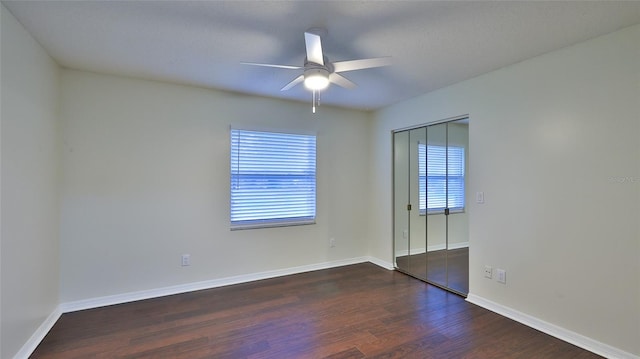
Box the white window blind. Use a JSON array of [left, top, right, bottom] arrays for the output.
[[418, 144, 465, 213], [230, 129, 316, 229]]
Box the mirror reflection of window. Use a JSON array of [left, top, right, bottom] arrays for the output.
[[418, 144, 465, 214]]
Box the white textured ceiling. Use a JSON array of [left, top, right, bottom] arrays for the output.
[[3, 1, 640, 110]]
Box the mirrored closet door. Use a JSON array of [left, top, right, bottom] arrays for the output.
[[393, 118, 469, 296]]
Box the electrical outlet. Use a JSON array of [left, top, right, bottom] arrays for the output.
[[181, 254, 191, 266], [484, 265, 493, 279], [496, 269, 506, 284], [329, 238, 336, 248]]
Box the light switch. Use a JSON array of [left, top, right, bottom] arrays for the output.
[[496, 269, 506, 284], [476, 191, 485, 204]]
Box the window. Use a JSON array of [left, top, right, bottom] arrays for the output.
[[418, 144, 465, 213], [230, 129, 316, 229]]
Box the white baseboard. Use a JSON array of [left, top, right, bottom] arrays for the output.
[[13, 306, 62, 359], [18, 257, 391, 359], [466, 294, 639, 359], [61, 256, 389, 313], [366, 256, 394, 270]]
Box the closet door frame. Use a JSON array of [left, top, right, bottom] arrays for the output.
[[392, 114, 469, 297]]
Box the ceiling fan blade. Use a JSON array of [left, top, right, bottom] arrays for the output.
[[332, 57, 392, 73], [281, 75, 304, 91], [304, 32, 324, 66], [240, 62, 302, 70], [329, 73, 357, 89]]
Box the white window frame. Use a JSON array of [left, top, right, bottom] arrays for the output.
[[230, 128, 317, 230]]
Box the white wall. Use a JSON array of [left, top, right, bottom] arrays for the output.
[[0, 5, 61, 359], [58, 69, 372, 302], [370, 24, 640, 356], [3, 4, 638, 357]]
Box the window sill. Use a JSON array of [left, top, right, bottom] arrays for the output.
[[230, 219, 316, 231]]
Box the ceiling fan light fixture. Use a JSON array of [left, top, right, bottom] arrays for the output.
[[304, 68, 330, 90]]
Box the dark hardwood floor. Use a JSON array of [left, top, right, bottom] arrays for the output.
[[31, 263, 601, 358]]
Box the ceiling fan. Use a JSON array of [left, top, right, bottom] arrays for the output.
[[242, 28, 391, 113]]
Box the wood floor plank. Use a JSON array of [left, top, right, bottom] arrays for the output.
[[31, 263, 602, 358]]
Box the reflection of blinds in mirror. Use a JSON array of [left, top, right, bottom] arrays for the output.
[[418, 144, 465, 213]]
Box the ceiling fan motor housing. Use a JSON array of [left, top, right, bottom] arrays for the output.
[[304, 67, 330, 90]]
